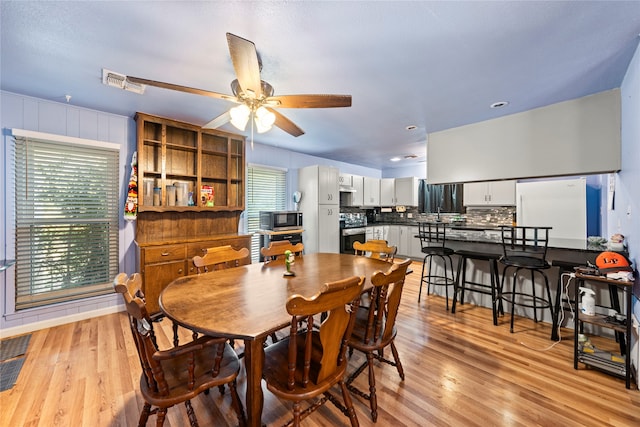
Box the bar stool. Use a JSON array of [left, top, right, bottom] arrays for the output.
[[418, 222, 456, 310], [498, 226, 556, 333], [452, 250, 502, 325]]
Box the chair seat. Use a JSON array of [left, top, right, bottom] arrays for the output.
[[500, 255, 550, 269], [455, 249, 500, 261], [140, 339, 241, 406], [421, 246, 455, 256]]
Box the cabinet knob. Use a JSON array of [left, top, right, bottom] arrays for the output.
[[161, 252, 170, 256], [178, 268, 183, 274]]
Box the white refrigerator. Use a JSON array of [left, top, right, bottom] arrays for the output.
[[516, 178, 587, 244]]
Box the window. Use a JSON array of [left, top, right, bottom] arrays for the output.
[[246, 165, 287, 262], [12, 130, 120, 310]]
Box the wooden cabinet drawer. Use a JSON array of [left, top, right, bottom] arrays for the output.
[[144, 244, 187, 263], [143, 260, 187, 314]]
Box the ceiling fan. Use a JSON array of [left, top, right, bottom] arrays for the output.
[[128, 32, 352, 138]]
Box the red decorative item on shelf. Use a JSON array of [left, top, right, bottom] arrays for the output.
[[124, 151, 138, 220]]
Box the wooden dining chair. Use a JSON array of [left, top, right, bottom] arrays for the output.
[[353, 239, 397, 262], [113, 273, 246, 427], [346, 258, 412, 422], [262, 275, 365, 427], [192, 245, 250, 273], [260, 240, 304, 262]]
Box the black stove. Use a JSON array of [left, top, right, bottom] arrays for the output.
[[339, 213, 367, 254]]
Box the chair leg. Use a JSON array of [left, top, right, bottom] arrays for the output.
[[510, 269, 517, 333], [172, 322, 180, 347], [339, 379, 360, 427], [292, 401, 302, 427], [419, 255, 428, 302], [185, 400, 198, 427], [365, 352, 378, 422], [451, 256, 464, 313], [228, 379, 247, 427], [531, 269, 539, 323], [156, 408, 167, 427], [427, 256, 434, 296], [139, 403, 152, 427], [390, 341, 405, 381], [489, 259, 498, 326]]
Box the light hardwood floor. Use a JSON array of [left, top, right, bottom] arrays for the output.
[[1, 261, 639, 426]]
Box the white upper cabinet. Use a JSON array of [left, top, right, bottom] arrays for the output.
[[318, 166, 339, 205], [350, 175, 364, 206], [394, 177, 420, 206], [338, 173, 352, 187], [363, 177, 380, 206], [463, 180, 516, 206], [380, 178, 395, 206]]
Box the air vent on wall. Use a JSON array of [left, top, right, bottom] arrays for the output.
[[102, 68, 146, 94]]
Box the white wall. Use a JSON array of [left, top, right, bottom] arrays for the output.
[[618, 41, 640, 337]]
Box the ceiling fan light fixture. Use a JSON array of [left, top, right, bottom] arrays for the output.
[[254, 108, 275, 133], [230, 104, 250, 131]]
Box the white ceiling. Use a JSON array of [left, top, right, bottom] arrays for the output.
[[2, 1, 639, 170]]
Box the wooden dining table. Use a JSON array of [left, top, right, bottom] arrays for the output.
[[159, 252, 394, 427]]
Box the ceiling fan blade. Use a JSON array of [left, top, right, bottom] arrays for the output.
[[226, 33, 263, 99], [267, 94, 352, 109], [127, 76, 236, 101], [202, 111, 231, 129], [268, 108, 305, 137]]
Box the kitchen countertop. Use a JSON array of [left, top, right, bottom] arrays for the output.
[[367, 222, 613, 252]]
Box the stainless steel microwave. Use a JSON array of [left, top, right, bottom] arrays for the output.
[[259, 211, 303, 231]]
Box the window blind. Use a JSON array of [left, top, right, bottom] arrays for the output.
[[246, 165, 287, 262], [13, 132, 120, 309]]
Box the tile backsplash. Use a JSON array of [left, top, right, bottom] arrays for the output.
[[340, 206, 516, 227]]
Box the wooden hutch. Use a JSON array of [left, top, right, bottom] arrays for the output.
[[134, 113, 250, 315]]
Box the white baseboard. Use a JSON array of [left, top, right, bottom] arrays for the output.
[[0, 304, 125, 339]]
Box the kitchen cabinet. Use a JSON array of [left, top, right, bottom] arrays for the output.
[[340, 174, 364, 207], [380, 178, 395, 206], [463, 180, 516, 206], [372, 177, 420, 207], [363, 177, 380, 206], [394, 177, 420, 206], [299, 165, 339, 253], [366, 226, 386, 241], [386, 225, 400, 248], [397, 226, 423, 259], [136, 112, 245, 211], [338, 173, 352, 187], [318, 206, 340, 253], [138, 235, 251, 315], [350, 175, 364, 206]]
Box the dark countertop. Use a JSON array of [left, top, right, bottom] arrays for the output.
[[368, 222, 611, 253]]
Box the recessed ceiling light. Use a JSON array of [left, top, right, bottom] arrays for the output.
[[405, 125, 417, 131], [390, 157, 401, 162], [490, 101, 509, 109]]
